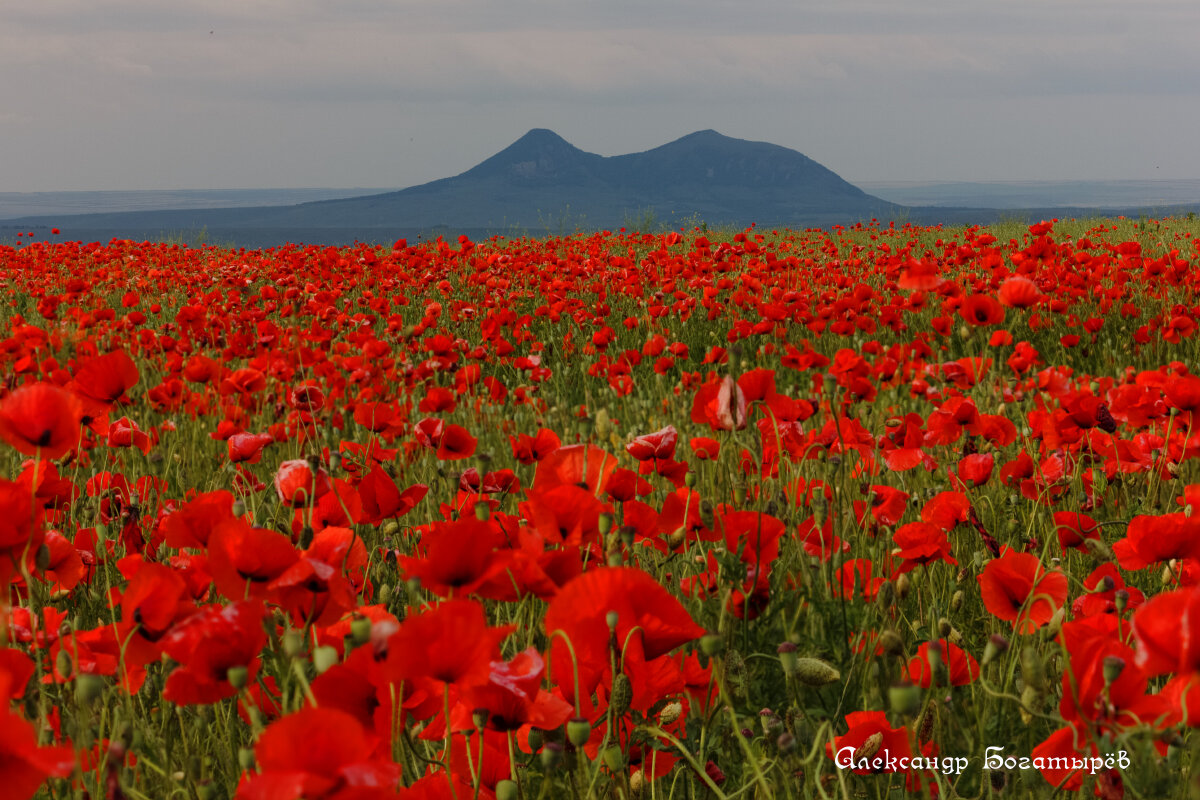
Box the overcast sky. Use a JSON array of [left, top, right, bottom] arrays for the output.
[[4, 0, 1200, 192]]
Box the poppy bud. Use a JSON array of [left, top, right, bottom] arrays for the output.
[[567, 718, 592, 748], [1083, 538, 1113, 563], [238, 747, 256, 771], [541, 742, 564, 770], [776, 732, 796, 753], [916, 703, 937, 745], [56, 650, 73, 680], [610, 673, 633, 717], [495, 780, 518, 800], [602, 745, 625, 771], [659, 701, 683, 725], [950, 590, 963, 612], [350, 617, 372, 647], [1021, 646, 1045, 692], [793, 657, 840, 687], [35, 543, 51, 572], [313, 646, 339, 674], [937, 617, 952, 639], [888, 681, 921, 716], [225, 665, 249, 690], [299, 525, 314, 549], [895, 573, 910, 600], [1102, 655, 1125, 685], [378, 583, 392, 605], [700, 633, 722, 656], [667, 526, 686, 549], [1019, 684, 1041, 725], [76, 673, 105, 704], [876, 580, 896, 608], [619, 525, 636, 548]]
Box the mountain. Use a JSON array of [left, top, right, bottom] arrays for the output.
[[2, 131, 903, 244]]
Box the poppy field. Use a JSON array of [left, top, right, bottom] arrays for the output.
[[3, 216, 1200, 799]]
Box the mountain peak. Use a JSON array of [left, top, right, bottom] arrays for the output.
[[463, 128, 597, 182]]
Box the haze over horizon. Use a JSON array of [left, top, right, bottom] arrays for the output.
[[5, 1, 1200, 193]]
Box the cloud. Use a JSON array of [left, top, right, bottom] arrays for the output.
[[3, 0, 1199, 189]]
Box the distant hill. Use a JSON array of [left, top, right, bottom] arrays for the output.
[[2, 130, 904, 245]]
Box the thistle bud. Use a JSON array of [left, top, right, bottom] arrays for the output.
[[982, 633, 1009, 665], [793, 657, 841, 687]]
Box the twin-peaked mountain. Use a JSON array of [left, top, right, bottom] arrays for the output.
[[10, 130, 905, 244]]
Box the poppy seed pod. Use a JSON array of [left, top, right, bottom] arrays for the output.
[[496, 780, 519, 800], [567, 718, 592, 748], [541, 742, 564, 770], [793, 657, 840, 687]]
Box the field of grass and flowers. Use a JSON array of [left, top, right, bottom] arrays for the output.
[[2, 216, 1200, 799]]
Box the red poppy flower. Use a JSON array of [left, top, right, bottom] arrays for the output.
[[107, 416, 151, 454], [386, 599, 513, 689], [545, 567, 705, 702], [357, 465, 426, 525], [0, 478, 45, 586], [207, 518, 300, 602], [1113, 512, 1200, 570], [958, 294, 1005, 326], [0, 706, 76, 800], [1132, 584, 1200, 677], [691, 375, 747, 432], [532, 444, 617, 495], [891, 522, 956, 574], [826, 710, 914, 775], [70, 349, 140, 416], [455, 648, 573, 733], [689, 436, 720, 460], [509, 428, 561, 464], [394, 518, 513, 599], [978, 548, 1068, 634], [906, 640, 979, 687], [0, 382, 83, 459], [1052, 511, 1101, 553], [956, 453, 994, 487], [274, 459, 333, 508], [161, 600, 267, 705], [162, 490, 237, 550], [998, 277, 1042, 309], [436, 424, 477, 460], [237, 707, 399, 800], [228, 432, 275, 464], [627, 426, 678, 461]]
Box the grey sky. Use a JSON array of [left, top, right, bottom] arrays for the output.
[[4, 0, 1200, 191]]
